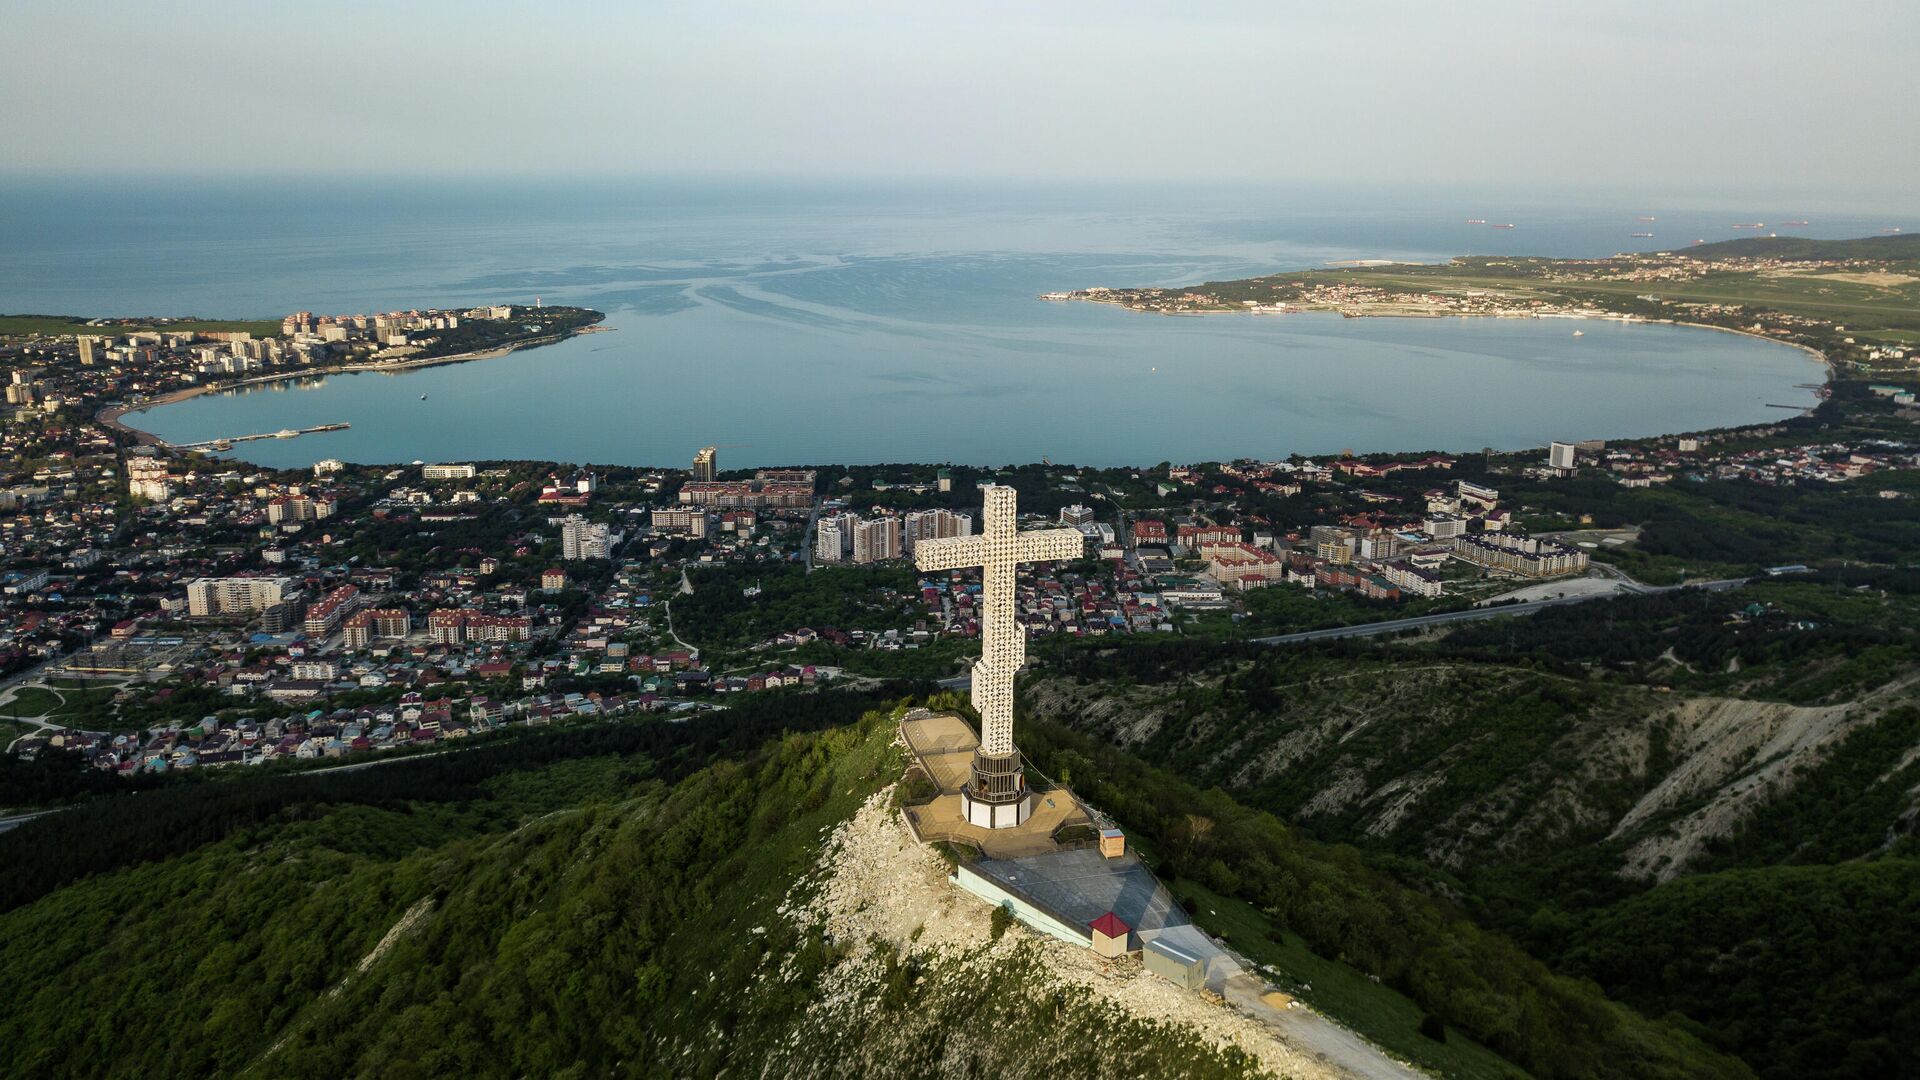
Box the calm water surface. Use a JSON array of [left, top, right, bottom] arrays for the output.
[[2, 178, 1851, 467]]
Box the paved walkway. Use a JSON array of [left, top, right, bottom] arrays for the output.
[[898, 710, 1093, 859], [0, 679, 105, 752], [901, 712, 977, 790], [1219, 966, 1428, 1080], [1123, 922, 1425, 1078]]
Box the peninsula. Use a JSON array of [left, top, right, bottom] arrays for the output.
[[1047, 234, 1920, 377]]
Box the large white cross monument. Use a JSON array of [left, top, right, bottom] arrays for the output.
[[915, 484, 1084, 829]]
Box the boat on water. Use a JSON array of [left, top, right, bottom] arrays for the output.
[[1731, 223, 1765, 229], [1637, 215, 1657, 222], [1572, 329, 1585, 337], [1781, 220, 1810, 226], [1465, 218, 1487, 224], [420, 393, 428, 400], [1631, 232, 1654, 238], [1489, 223, 1516, 229]]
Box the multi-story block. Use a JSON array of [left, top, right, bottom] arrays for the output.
[[903, 508, 972, 553], [1449, 534, 1589, 578], [303, 585, 361, 637], [186, 576, 291, 617], [651, 508, 710, 538], [560, 515, 613, 560], [852, 516, 903, 563], [343, 608, 411, 649]]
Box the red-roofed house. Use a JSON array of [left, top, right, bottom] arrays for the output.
[[1089, 912, 1131, 958]]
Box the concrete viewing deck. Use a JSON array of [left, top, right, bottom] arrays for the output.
[[898, 710, 1094, 860], [968, 847, 1188, 950]]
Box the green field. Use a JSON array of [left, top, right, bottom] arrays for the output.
[[3, 688, 60, 719], [0, 314, 283, 339], [0, 720, 31, 749], [1, 683, 118, 724]]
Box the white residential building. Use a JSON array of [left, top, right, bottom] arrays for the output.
[[186, 576, 292, 617], [560, 515, 614, 560], [815, 514, 852, 563]]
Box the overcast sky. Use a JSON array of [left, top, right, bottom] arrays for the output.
[[5, 0, 1914, 196]]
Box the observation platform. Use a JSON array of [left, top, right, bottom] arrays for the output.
[[898, 709, 1092, 859]]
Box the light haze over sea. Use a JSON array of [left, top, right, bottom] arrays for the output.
[[4, 177, 1883, 470]]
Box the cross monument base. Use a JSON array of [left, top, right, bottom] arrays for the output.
[[962, 749, 1034, 829]]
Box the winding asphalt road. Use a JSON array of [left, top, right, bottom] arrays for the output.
[[925, 576, 1750, 689], [1249, 576, 1747, 646]]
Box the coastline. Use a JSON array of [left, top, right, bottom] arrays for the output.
[[1072, 297, 1837, 383], [1663, 319, 1834, 378], [98, 326, 609, 447]]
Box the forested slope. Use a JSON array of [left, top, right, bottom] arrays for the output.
[[1021, 575, 1920, 1077], [0, 698, 1269, 1080], [0, 688, 1751, 1080]]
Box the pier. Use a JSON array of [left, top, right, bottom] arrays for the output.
[[170, 422, 349, 451]]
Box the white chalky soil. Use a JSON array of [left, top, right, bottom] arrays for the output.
[[779, 786, 1346, 1080]]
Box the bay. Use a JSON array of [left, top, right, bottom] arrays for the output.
[[1, 177, 1847, 468]]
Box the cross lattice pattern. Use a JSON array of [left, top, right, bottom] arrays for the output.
[[914, 485, 1083, 755]]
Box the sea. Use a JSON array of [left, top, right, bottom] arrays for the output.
[[4, 176, 1897, 470]]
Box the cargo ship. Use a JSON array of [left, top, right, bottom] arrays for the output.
[[1489, 223, 1516, 229], [1631, 232, 1654, 238], [1780, 220, 1810, 226], [1637, 216, 1657, 222], [1731, 223, 1765, 229], [1465, 218, 1486, 224]]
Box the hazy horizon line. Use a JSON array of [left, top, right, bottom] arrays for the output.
[[2, 169, 1913, 215]]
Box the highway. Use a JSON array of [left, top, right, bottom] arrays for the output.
[[801, 502, 824, 571], [0, 744, 461, 836], [1249, 576, 1746, 646], [0, 809, 60, 835]]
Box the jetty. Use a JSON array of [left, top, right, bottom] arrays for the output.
[[170, 422, 349, 451]]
